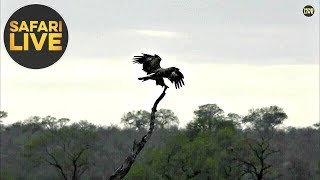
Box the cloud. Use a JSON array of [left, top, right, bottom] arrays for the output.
[[3, 0, 317, 64], [134, 29, 188, 39]]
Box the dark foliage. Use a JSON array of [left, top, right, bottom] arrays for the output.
[[0, 104, 319, 179]]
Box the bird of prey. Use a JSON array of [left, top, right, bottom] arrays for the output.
[[133, 53, 185, 89]]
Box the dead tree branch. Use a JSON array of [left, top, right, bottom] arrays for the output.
[[108, 87, 168, 180]]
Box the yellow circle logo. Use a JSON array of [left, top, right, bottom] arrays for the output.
[[3, 4, 68, 69], [303, 5, 315, 17]]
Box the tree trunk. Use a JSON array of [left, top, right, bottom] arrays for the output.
[[108, 87, 168, 180]]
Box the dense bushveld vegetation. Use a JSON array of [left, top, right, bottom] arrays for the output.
[[0, 104, 319, 180]]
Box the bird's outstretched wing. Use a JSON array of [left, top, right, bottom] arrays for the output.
[[133, 53, 161, 74], [168, 69, 185, 89]]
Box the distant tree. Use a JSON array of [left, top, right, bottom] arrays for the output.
[[155, 109, 179, 129], [0, 111, 8, 129], [121, 109, 179, 130], [0, 111, 12, 179], [2, 104, 320, 179], [316, 161, 320, 179], [186, 104, 238, 138], [242, 106, 287, 139], [121, 110, 150, 130], [226, 113, 242, 129], [187, 104, 224, 132], [127, 125, 242, 179], [282, 127, 319, 179], [23, 116, 98, 180], [0, 111, 8, 119], [21, 116, 44, 134], [286, 157, 312, 179], [127, 104, 243, 179], [234, 106, 287, 180]]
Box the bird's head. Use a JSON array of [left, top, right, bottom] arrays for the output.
[[154, 54, 161, 61]]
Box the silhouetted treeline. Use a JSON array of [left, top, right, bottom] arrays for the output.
[[0, 105, 319, 180]]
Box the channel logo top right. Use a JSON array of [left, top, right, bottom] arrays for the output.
[[303, 5, 315, 17]]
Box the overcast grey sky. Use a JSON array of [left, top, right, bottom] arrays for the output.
[[1, 0, 319, 127]]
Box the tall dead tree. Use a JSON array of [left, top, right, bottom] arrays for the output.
[[108, 87, 168, 180]]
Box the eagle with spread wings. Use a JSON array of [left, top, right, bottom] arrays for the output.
[[133, 53, 185, 89]]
